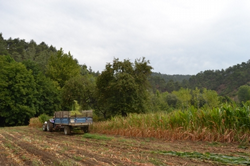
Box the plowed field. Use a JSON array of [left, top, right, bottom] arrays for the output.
[[0, 126, 249, 166]]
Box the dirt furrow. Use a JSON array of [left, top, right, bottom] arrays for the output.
[[2, 126, 248, 165], [4, 132, 82, 166], [38, 133, 197, 165], [24, 130, 212, 165], [18, 130, 150, 165], [0, 133, 34, 165], [8, 131, 111, 165]]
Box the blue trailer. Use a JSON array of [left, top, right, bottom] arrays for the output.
[[42, 110, 93, 135]]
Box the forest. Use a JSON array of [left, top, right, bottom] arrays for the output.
[[1, 33, 250, 127]]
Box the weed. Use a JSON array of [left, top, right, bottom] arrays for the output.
[[238, 138, 249, 149], [149, 158, 163, 166], [83, 133, 114, 140], [152, 150, 250, 165], [73, 155, 83, 161], [21, 155, 27, 160], [4, 142, 14, 149], [60, 160, 76, 166], [144, 137, 155, 142], [32, 160, 40, 166], [238, 144, 248, 149], [207, 142, 221, 146]]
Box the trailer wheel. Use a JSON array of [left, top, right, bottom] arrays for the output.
[[47, 121, 53, 132], [82, 126, 89, 133], [64, 126, 71, 135], [42, 124, 47, 131]]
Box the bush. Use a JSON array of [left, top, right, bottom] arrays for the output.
[[38, 113, 51, 123]]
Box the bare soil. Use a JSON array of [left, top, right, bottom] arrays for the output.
[[0, 126, 249, 166]]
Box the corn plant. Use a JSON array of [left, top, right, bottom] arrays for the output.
[[91, 103, 250, 142]]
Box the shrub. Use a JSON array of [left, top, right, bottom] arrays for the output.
[[38, 113, 51, 123]]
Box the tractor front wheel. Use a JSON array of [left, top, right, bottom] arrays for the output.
[[47, 121, 53, 132], [64, 126, 71, 135], [42, 124, 47, 131]]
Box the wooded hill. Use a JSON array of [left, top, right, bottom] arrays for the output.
[[188, 61, 250, 97], [150, 60, 250, 98], [1, 34, 249, 98]]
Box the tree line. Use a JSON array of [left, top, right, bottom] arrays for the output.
[[1, 34, 250, 126], [150, 60, 250, 98]]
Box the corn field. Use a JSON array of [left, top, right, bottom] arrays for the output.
[[91, 103, 250, 143]]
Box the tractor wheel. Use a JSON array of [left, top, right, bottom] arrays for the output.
[[82, 126, 89, 133], [47, 121, 53, 132], [64, 126, 71, 135], [42, 124, 47, 131]]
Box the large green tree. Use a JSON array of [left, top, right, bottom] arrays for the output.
[[96, 58, 152, 118], [202, 88, 220, 108], [46, 49, 81, 88], [0, 56, 36, 126], [172, 88, 192, 110], [61, 75, 96, 110], [0, 34, 9, 56], [238, 85, 250, 103], [22, 60, 61, 116]]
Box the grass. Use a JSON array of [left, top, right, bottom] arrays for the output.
[[207, 142, 222, 146], [73, 155, 83, 161], [153, 150, 250, 165], [83, 133, 114, 140]]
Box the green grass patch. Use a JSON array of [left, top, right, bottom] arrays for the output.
[[73, 155, 83, 161], [152, 150, 250, 165], [83, 133, 114, 140], [207, 141, 222, 147], [149, 158, 163, 165]]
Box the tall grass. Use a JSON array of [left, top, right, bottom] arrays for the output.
[[91, 103, 250, 142]]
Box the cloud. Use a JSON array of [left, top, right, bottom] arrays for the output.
[[1, 0, 250, 74]]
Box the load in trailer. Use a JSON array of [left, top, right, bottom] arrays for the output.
[[42, 110, 93, 135]]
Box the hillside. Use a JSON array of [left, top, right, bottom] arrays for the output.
[[188, 60, 250, 96], [149, 60, 250, 97], [151, 72, 192, 82]]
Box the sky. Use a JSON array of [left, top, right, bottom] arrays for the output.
[[1, 0, 250, 75]]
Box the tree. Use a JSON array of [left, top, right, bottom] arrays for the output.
[[61, 75, 96, 110], [172, 88, 192, 110], [0, 56, 36, 126], [46, 49, 80, 88], [96, 58, 152, 118], [22, 60, 61, 116], [238, 85, 250, 103], [202, 88, 220, 108], [192, 87, 200, 109], [166, 93, 179, 108], [151, 90, 169, 112], [0, 33, 9, 56]]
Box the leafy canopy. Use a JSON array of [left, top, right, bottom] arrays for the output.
[[0, 55, 36, 126], [61, 74, 96, 110], [96, 58, 152, 118], [46, 48, 80, 88]]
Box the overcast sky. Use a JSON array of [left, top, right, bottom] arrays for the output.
[[1, 0, 250, 75]]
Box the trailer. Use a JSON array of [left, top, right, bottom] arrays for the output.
[[42, 110, 93, 135]]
